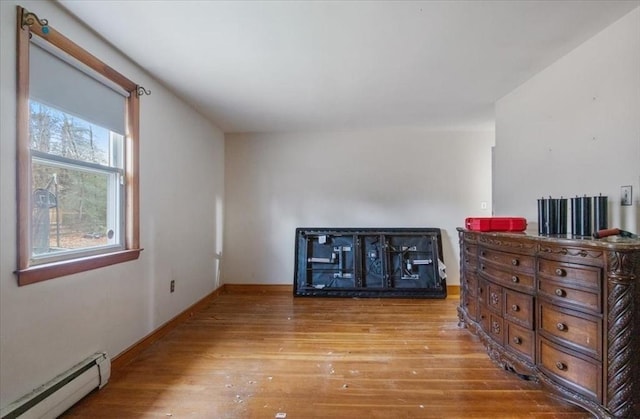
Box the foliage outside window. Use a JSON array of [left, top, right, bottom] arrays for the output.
[[16, 6, 141, 285], [30, 101, 124, 263]]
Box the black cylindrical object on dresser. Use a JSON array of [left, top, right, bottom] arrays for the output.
[[537, 197, 547, 235], [554, 197, 568, 235], [570, 197, 581, 235], [571, 195, 592, 236], [593, 194, 608, 232], [548, 198, 557, 234]]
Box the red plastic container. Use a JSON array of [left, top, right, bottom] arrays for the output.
[[465, 217, 527, 232]]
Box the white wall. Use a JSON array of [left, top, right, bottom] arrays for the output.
[[0, 0, 225, 408], [223, 129, 494, 287], [494, 7, 640, 233]]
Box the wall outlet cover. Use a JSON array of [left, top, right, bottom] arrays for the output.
[[621, 185, 632, 206]]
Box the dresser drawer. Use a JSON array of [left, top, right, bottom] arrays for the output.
[[538, 302, 601, 360], [463, 257, 477, 271], [462, 294, 478, 322], [479, 306, 504, 345], [463, 243, 478, 258], [538, 259, 601, 290], [504, 289, 534, 329], [479, 263, 535, 292], [478, 305, 491, 335], [463, 244, 478, 270], [538, 278, 600, 313], [538, 338, 601, 403], [463, 271, 478, 297], [478, 278, 488, 306], [479, 248, 534, 273], [506, 321, 535, 362]]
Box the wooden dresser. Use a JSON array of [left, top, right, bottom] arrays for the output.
[[457, 228, 640, 418]]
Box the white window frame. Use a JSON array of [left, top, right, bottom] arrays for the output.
[[30, 146, 124, 264]]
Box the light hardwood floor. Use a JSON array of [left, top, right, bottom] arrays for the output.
[[64, 291, 591, 418]]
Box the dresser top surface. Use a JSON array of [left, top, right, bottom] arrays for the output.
[[457, 228, 640, 251]]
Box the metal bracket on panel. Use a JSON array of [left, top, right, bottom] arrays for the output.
[[307, 254, 337, 264], [334, 246, 352, 252], [401, 259, 425, 280], [333, 246, 352, 279]]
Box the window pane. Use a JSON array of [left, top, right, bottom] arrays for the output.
[[31, 160, 121, 258], [29, 98, 124, 263], [29, 100, 119, 168]]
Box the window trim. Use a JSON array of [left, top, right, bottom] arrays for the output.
[[16, 6, 141, 286]]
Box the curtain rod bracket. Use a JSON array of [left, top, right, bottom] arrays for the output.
[[20, 7, 49, 35], [136, 86, 151, 97]]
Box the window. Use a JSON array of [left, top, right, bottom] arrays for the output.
[[16, 6, 142, 285]]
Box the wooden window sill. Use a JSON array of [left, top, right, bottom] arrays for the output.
[[16, 249, 143, 286]]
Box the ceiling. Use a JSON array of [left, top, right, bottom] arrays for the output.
[[58, 1, 639, 133]]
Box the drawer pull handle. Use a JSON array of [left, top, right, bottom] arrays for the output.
[[555, 268, 566, 277], [511, 259, 519, 266], [555, 288, 565, 297], [511, 304, 520, 312], [556, 362, 566, 371], [556, 322, 567, 331], [511, 276, 519, 283], [513, 337, 522, 345]]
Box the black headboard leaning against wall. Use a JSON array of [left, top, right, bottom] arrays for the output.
[[294, 227, 446, 298]]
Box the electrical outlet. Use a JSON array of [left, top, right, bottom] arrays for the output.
[[170, 279, 175, 293], [621, 185, 632, 206]]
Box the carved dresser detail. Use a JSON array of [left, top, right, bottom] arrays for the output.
[[457, 228, 640, 418]]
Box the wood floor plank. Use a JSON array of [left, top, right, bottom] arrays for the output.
[[63, 294, 592, 418]]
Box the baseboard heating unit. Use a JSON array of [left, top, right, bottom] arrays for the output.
[[1, 352, 110, 419]]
